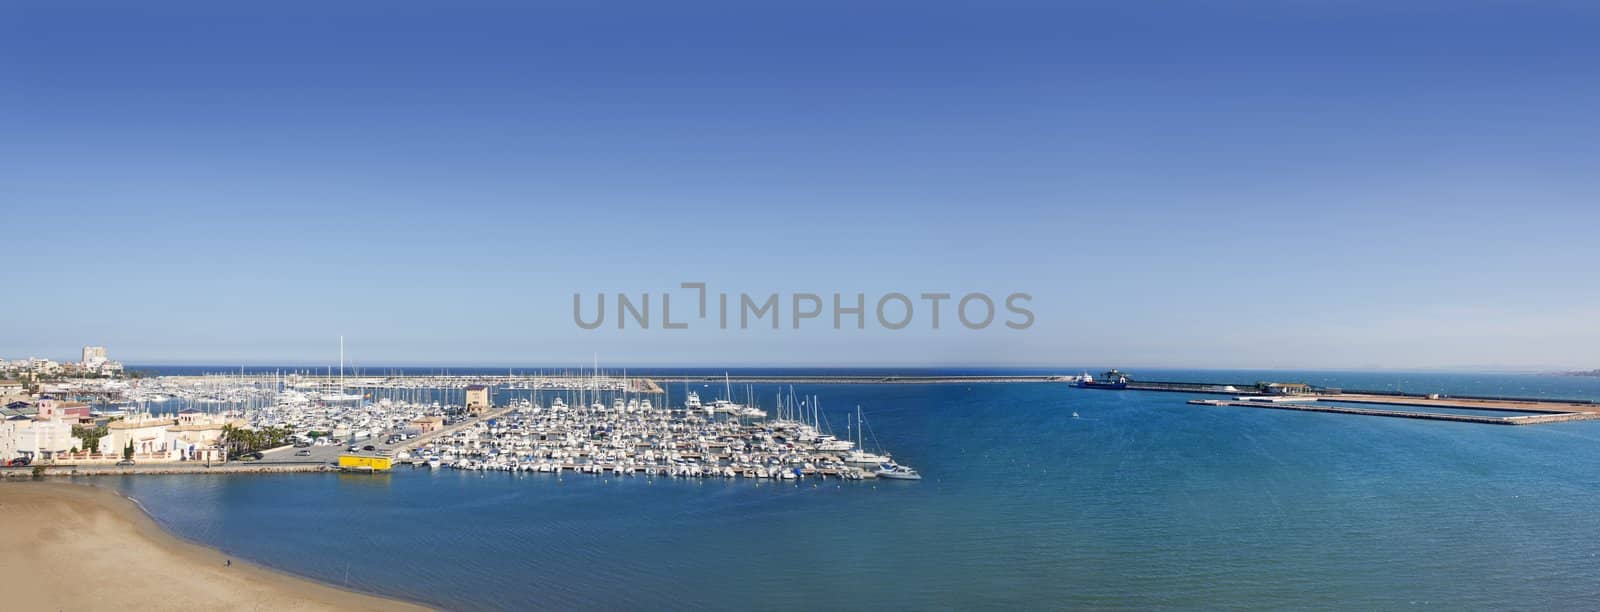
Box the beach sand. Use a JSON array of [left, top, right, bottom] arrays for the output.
[[0, 481, 429, 611]]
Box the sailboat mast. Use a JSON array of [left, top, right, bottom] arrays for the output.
[[857, 405, 862, 449]]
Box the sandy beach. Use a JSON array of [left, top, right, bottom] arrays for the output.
[[0, 481, 428, 611]]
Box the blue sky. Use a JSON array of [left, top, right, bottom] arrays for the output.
[[4, 1, 1598, 369]]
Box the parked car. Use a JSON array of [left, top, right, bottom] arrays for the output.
[[362, 445, 375, 451], [116, 459, 135, 466], [295, 449, 312, 456]]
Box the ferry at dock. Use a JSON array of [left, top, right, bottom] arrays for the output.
[[1075, 370, 1131, 390]]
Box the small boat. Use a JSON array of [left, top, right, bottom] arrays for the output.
[[876, 462, 922, 480], [1071, 412, 1080, 419]]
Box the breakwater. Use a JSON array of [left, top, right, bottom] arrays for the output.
[[1187, 398, 1600, 425], [656, 375, 1068, 384]]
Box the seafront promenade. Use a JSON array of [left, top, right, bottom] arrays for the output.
[[1, 461, 331, 478]]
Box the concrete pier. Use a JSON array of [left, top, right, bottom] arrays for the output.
[[656, 375, 1068, 385], [1188, 398, 1600, 425]]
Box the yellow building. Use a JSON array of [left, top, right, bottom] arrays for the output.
[[338, 454, 393, 471]]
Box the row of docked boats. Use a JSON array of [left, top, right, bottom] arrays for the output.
[[396, 392, 921, 481]]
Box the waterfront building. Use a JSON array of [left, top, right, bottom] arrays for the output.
[[104, 415, 172, 456], [167, 410, 237, 461], [412, 416, 444, 434], [1261, 382, 1313, 396], [36, 398, 93, 425], [0, 415, 19, 460], [338, 454, 393, 471], [0, 412, 82, 461], [465, 385, 491, 414], [100, 411, 241, 462]]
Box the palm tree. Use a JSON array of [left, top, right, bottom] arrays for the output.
[[219, 423, 237, 455]]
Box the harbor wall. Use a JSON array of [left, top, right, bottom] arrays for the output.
[[1188, 399, 1600, 426], [1, 461, 330, 478]]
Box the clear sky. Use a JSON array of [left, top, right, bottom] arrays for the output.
[[4, 1, 1598, 370]]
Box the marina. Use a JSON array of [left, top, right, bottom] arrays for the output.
[[384, 392, 915, 480], [20, 368, 923, 481]]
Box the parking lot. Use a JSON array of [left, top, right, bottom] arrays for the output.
[[256, 427, 414, 465]]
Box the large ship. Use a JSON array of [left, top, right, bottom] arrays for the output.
[[1075, 369, 1131, 390]]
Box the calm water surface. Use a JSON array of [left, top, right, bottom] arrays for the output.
[[88, 371, 1600, 610]]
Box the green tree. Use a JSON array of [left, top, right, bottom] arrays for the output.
[[221, 424, 293, 457], [73, 424, 109, 452], [123, 440, 134, 460], [220, 424, 243, 456]]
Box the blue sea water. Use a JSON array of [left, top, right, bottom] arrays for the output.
[[84, 370, 1600, 610]]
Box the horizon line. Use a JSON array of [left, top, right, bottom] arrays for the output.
[[105, 362, 1580, 375]]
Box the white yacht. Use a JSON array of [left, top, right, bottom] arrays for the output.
[[876, 462, 922, 480], [709, 399, 744, 414], [735, 405, 767, 419], [818, 439, 854, 452], [844, 449, 892, 465]]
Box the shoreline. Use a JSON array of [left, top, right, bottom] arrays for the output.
[[0, 481, 430, 611]]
